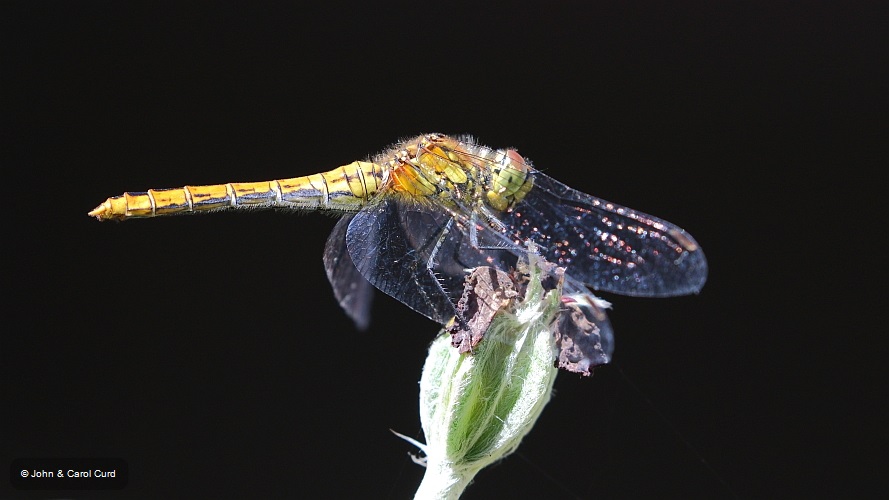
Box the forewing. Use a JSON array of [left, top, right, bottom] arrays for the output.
[[506, 171, 708, 297], [323, 214, 374, 330]]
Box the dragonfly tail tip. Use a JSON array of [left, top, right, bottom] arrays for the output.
[[88, 202, 111, 221]]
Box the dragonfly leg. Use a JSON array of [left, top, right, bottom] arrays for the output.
[[463, 207, 513, 253], [421, 217, 455, 296]]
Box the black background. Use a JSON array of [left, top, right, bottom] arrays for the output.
[[2, 1, 885, 498]]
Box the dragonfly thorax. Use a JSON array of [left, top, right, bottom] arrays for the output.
[[381, 134, 534, 214]]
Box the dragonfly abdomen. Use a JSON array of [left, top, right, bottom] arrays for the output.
[[89, 161, 387, 221]]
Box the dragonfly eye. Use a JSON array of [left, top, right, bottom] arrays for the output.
[[505, 149, 526, 168]]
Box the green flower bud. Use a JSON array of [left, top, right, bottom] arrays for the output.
[[406, 257, 566, 499]]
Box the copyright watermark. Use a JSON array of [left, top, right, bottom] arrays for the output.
[[11, 458, 127, 490]]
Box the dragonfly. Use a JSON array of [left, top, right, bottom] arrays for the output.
[[90, 133, 707, 365]]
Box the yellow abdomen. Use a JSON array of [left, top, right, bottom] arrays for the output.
[[89, 161, 387, 221]]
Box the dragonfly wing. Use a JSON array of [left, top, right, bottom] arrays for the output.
[[346, 200, 462, 325], [505, 171, 708, 297], [323, 214, 374, 330]]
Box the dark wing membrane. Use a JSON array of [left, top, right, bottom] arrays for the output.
[[346, 200, 455, 324], [323, 214, 374, 330], [506, 171, 708, 297], [346, 200, 481, 325]]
